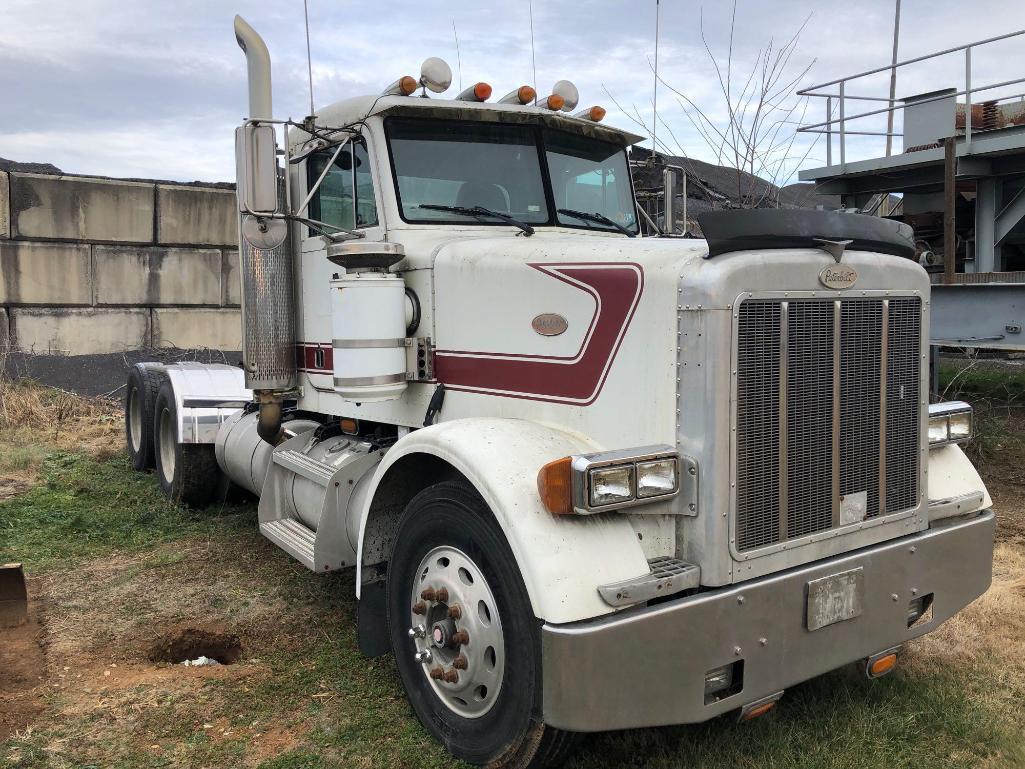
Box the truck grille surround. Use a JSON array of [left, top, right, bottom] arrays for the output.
[[735, 297, 922, 552]]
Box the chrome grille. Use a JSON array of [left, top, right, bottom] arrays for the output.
[[735, 297, 921, 552]]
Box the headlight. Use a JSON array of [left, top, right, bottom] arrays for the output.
[[589, 466, 635, 507], [928, 402, 973, 447], [536, 446, 681, 515]]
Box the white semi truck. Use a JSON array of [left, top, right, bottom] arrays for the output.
[[123, 16, 995, 768]]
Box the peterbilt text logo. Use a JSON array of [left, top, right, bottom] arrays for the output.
[[531, 313, 569, 336], [819, 264, 859, 289]]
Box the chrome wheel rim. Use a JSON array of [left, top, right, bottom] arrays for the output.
[[158, 407, 175, 482], [128, 387, 142, 452], [408, 546, 504, 718]]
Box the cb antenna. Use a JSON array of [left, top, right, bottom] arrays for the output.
[[453, 20, 463, 93], [652, 0, 660, 156], [303, 0, 315, 115], [529, 0, 537, 104]]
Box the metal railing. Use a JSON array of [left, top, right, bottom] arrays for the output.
[[797, 29, 1025, 166]]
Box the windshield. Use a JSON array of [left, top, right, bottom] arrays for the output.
[[386, 117, 637, 234]]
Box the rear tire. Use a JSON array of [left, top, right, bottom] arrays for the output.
[[387, 481, 580, 768], [152, 380, 218, 508], [125, 364, 162, 471]]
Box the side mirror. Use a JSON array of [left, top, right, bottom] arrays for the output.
[[235, 124, 279, 214], [662, 167, 678, 235]]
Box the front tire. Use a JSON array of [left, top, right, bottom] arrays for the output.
[[152, 380, 218, 508], [387, 481, 579, 768]]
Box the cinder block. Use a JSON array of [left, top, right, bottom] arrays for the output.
[[157, 185, 238, 246], [10, 308, 150, 355], [152, 308, 242, 350], [10, 173, 154, 242], [0, 171, 9, 239], [222, 249, 240, 306], [0, 241, 91, 305], [94, 245, 222, 306]]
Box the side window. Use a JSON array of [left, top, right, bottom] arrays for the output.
[[306, 138, 378, 232]]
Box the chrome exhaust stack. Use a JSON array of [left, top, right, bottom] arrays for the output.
[[234, 15, 296, 443]]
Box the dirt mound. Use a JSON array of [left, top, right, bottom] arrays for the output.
[[0, 596, 46, 741]]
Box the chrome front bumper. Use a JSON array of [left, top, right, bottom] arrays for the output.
[[541, 510, 994, 732]]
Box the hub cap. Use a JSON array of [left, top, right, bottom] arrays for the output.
[[158, 407, 175, 482], [128, 387, 142, 451], [408, 546, 504, 718]]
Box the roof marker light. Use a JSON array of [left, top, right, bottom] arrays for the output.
[[419, 57, 452, 93], [552, 79, 579, 112], [456, 82, 493, 102], [541, 94, 565, 111], [383, 75, 418, 96], [574, 105, 607, 122], [498, 85, 536, 105]]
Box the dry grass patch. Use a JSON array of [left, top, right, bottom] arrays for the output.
[[0, 380, 122, 492]]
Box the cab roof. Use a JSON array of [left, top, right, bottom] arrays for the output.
[[287, 94, 646, 152]]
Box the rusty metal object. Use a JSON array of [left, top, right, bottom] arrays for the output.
[[436, 587, 449, 603], [0, 563, 28, 629], [412, 601, 427, 615], [447, 604, 462, 619], [452, 654, 468, 670], [451, 629, 469, 646], [421, 587, 436, 601], [430, 666, 445, 680], [443, 669, 459, 684]]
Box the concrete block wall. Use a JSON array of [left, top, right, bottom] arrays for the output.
[[0, 169, 242, 355]]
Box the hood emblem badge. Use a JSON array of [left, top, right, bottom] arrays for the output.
[[819, 264, 859, 290], [532, 313, 569, 336]]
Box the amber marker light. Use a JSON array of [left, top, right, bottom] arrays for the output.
[[474, 82, 493, 101], [538, 456, 573, 515], [399, 75, 417, 95], [585, 106, 607, 122], [741, 701, 776, 721], [868, 652, 898, 678], [518, 85, 536, 104], [544, 94, 566, 111]]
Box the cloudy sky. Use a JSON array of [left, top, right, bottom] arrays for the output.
[[2, 0, 1025, 184]]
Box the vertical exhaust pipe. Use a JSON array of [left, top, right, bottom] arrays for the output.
[[234, 15, 273, 120], [234, 15, 295, 444]]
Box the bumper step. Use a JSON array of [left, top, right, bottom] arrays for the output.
[[260, 518, 316, 568], [598, 556, 700, 607]]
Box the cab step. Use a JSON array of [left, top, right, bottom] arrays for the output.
[[597, 556, 700, 607], [260, 518, 317, 569], [272, 449, 334, 486]]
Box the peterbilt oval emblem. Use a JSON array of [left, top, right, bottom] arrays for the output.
[[819, 264, 859, 289], [532, 313, 569, 336]]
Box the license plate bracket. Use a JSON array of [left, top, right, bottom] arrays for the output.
[[806, 567, 864, 631]]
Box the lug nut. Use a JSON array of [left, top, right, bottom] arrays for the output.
[[414, 650, 433, 664], [452, 654, 468, 670], [429, 666, 444, 680], [451, 630, 469, 646], [421, 587, 437, 601], [436, 587, 449, 603], [408, 625, 426, 639], [447, 604, 462, 620], [412, 601, 427, 615], [443, 669, 459, 684]]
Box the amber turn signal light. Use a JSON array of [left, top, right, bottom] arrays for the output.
[[544, 94, 565, 111], [740, 700, 776, 721], [398, 75, 417, 96], [474, 82, 493, 101], [538, 456, 573, 515], [518, 85, 536, 104]]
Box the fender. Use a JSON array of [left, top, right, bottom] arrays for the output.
[[356, 417, 651, 624], [158, 362, 251, 444], [927, 443, 992, 521]]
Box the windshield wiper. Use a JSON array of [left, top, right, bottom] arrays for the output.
[[419, 204, 534, 236], [557, 208, 636, 238]]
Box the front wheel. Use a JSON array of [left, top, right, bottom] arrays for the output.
[[387, 481, 580, 768]]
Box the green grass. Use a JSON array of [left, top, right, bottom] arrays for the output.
[[2, 447, 1024, 768]]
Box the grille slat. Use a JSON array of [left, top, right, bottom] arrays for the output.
[[735, 296, 921, 552]]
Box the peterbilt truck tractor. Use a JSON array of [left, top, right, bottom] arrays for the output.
[[122, 15, 995, 768]]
